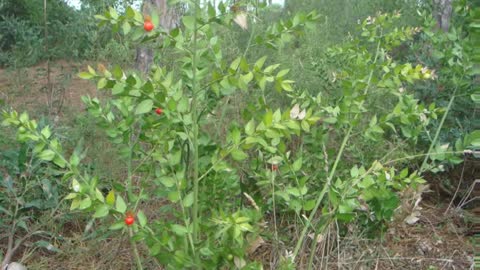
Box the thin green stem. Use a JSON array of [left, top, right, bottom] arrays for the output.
[[306, 232, 318, 270], [386, 150, 464, 165], [293, 40, 382, 261], [419, 87, 458, 173], [129, 227, 143, 270], [271, 170, 278, 243], [292, 124, 353, 259], [191, 0, 200, 250], [172, 168, 196, 254]]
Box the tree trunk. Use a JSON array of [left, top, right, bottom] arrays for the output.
[[135, 0, 179, 74], [433, 0, 452, 32]]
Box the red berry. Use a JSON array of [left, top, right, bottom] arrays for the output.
[[155, 108, 163, 115], [125, 215, 135, 226], [271, 164, 278, 171], [144, 21, 154, 32]]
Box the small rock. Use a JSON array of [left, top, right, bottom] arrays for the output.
[[5, 262, 27, 270]]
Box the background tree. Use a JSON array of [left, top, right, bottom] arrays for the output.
[[433, 0, 452, 32], [135, 0, 181, 73]]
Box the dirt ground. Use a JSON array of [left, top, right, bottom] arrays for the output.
[[0, 61, 477, 269], [0, 60, 97, 118]]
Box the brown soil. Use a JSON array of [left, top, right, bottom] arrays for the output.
[[425, 157, 480, 211], [0, 60, 97, 118]]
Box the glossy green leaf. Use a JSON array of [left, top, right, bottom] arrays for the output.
[[38, 149, 55, 161], [93, 205, 110, 218], [79, 197, 92, 210], [115, 195, 127, 213], [183, 192, 194, 208], [106, 190, 115, 206], [171, 224, 188, 236], [137, 210, 147, 227], [231, 149, 248, 161], [182, 16, 195, 30], [135, 99, 153, 115]]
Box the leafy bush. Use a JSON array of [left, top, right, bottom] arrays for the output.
[[1, 1, 477, 269], [0, 16, 44, 66], [0, 0, 116, 67], [0, 120, 66, 268]]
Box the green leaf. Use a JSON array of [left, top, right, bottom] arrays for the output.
[[264, 64, 280, 73], [229, 128, 241, 145], [231, 149, 248, 161], [95, 188, 105, 202], [53, 155, 66, 168], [112, 83, 125, 95], [230, 57, 242, 71], [109, 221, 125, 230], [171, 224, 188, 236], [358, 176, 375, 189], [207, 3, 216, 18], [281, 81, 294, 92], [258, 76, 267, 90], [79, 197, 92, 210], [276, 69, 290, 78], [182, 16, 195, 30], [303, 200, 316, 211], [301, 120, 310, 132], [471, 92, 480, 104], [38, 149, 55, 161], [254, 56, 267, 70], [137, 210, 147, 227], [245, 120, 255, 135], [41, 126, 51, 139], [70, 198, 80, 210], [106, 190, 115, 206], [469, 131, 480, 147], [292, 157, 302, 172], [71, 178, 81, 192], [350, 166, 359, 178], [122, 21, 131, 35], [399, 168, 409, 178], [78, 72, 94, 79], [94, 14, 108, 20], [115, 195, 127, 213], [169, 151, 182, 166], [135, 99, 153, 115], [263, 110, 273, 126], [112, 65, 123, 79], [168, 191, 180, 202], [126, 7, 135, 18], [267, 156, 283, 164], [64, 193, 77, 200], [151, 12, 159, 28], [183, 192, 194, 208], [272, 109, 282, 123], [177, 97, 188, 113], [159, 177, 175, 188], [109, 7, 119, 20], [93, 205, 110, 218]]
